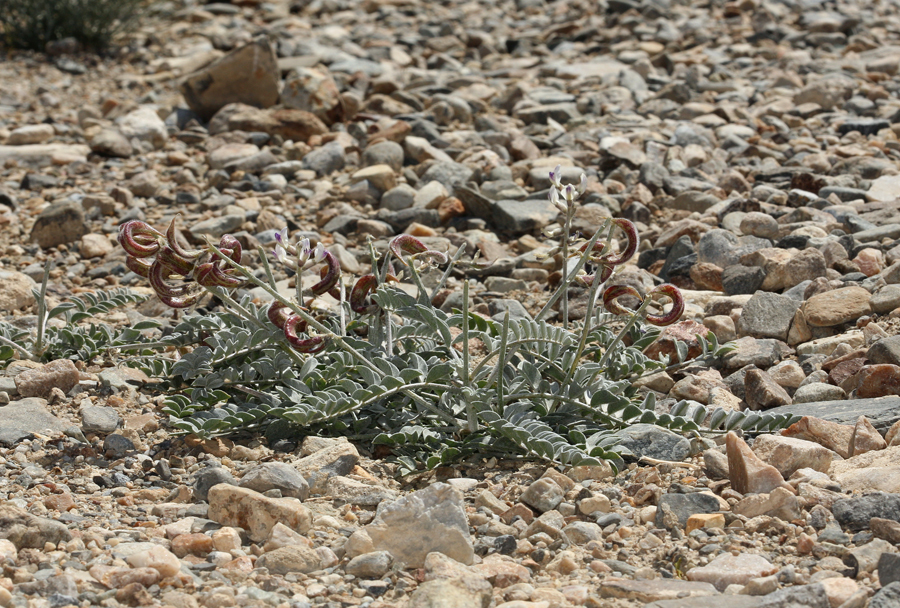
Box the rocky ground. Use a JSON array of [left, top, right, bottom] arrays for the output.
[[2, 0, 900, 606]]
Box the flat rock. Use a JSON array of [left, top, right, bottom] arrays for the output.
[[207, 485, 312, 543], [830, 446, 900, 493], [687, 553, 778, 591], [765, 397, 900, 434], [0, 144, 89, 166], [612, 424, 692, 461], [600, 578, 718, 602], [727, 432, 794, 495], [0, 398, 69, 442], [0, 503, 72, 549], [751, 435, 832, 478]]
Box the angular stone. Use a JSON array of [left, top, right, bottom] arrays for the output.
[[726, 432, 794, 495], [281, 67, 343, 125], [124, 545, 181, 578], [733, 487, 801, 521], [406, 577, 491, 608], [849, 415, 887, 456], [0, 398, 68, 445], [853, 364, 900, 399], [116, 106, 167, 149], [832, 492, 900, 531], [80, 405, 121, 433], [781, 416, 854, 458], [738, 292, 801, 342], [644, 320, 710, 362], [687, 553, 778, 591], [293, 440, 359, 493], [751, 435, 832, 478], [491, 199, 560, 234], [30, 200, 88, 248], [684, 513, 725, 534], [180, 37, 279, 120], [90, 128, 132, 158], [868, 336, 900, 366], [655, 492, 721, 530], [238, 462, 309, 500], [519, 478, 563, 513], [612, 424, 692, 461], [345, 551, 393, 579], [872, 518, 900, 544], [207, 485, 312, 542], [745, 369, 792, 411], [802, 286, 872, 327], [363, 482, 473, 568]]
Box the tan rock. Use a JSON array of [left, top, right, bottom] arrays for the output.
[[0, 271, 36, 313], [255, 545, 322, 575], [726, 432, 794, 495], [849, 416, 886, 456], [818, 577, 859, 608], [733, 487, 801, 521], [781, 416, 854, 459], [15, 360, 80, 399], [599, 577, 718, 602], [802, 286, 872, 327], [180, 37, 280, 120], [829, 445, 900, 492], [752, 434, 833, 478], [687, 553, 778, 592], [207, 485, 312, 543], [125, 545, 181, 578], [684, 513, 725, 534], [852, 364, 900, 398]]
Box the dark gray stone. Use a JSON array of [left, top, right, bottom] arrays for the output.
[[612, 424, 691, 461], [655, 492, 721, 529], [878, 552, 900, 587], [239, 462, 310, 501], [30, 200, 88, 248], [378, 208, 440, 232], [660, 236, 695, 281], [0, 503, 72, 549], [491, 199, 560, 235], [80, 405, 121, 433], [302, 141, 345, 176], [194, 466, 237, 502], [722, 265, 766, 295], [868, 336, 900, 366], [419, 162, 474, 194], [102, 434, 134, 458], [488, 299, 532, 321], [832, 493, 900, 532], [763, 397, 900, 434], [723, 338, 789, 371], [871, 582, 900, 608], [697, 229, 739, 268]]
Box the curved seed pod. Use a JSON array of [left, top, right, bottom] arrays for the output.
[[283, 315, 327, 353], [267, 300, 291, 330], [603, 219, 639, 266], [125, 256, 152, 278], [149, 260, 195, 298], [218, 235, 242, 263], [645, 283, 684, 327], [349, 275, 379, 314], [118, 221, 163, 258], [309, 251, 341, 297], [157, 290, 205, 309], [602, 284, 643, 316], [156, 246, 196, 277], [166, 216, 201, 260], [389, 234, 449, 266]]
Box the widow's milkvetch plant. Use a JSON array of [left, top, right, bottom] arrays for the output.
[[116, 170, 799, 475]]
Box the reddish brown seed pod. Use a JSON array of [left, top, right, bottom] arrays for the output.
[[166, 216, 201, 261], [389, 234, 449, 266], [283, 315, 327, 353], [125, 256, 152, 278], [645, 283, 684, 327], [267, 300, 291, 330], [601, 284, 643, 316], [349, 275, 379, 314], [118, 220, 163, 258], [309, 251, 341, 297]]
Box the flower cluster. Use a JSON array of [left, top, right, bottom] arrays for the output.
[[548, 164, 587, 214], [118, 217, 247, 308]]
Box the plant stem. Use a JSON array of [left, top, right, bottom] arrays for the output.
[[429, 244, 466, 302], [461, 279, 476, 433], [34, 259, 51, 358], [535, 222, 607, 323], [496, 310, 509, 413], [598, 297, 653, 372], [560, 207, 572, 330], [257, 246, 278, 290], [0, 334, 36, 361]]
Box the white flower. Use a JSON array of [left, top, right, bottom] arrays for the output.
[[549, 164, 563, 189], [578, 173, 587, 196]]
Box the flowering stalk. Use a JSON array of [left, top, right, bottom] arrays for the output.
[[549, 165, 587, 329]]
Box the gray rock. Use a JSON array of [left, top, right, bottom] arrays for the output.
[[832, 492, 900, 531], [697, 229, 740, 268], [871, 582, 900, 608], [381, 184, 417, 211], [103, 434, 134, 458], [868, 336, 900, 366], [722, 265, 766, 296], [655, 492, 721, 529], [419, 162, 474, 194], [613, 424, 692, 461], [739, 292, 801, 341], [0, 398, 68, 442], [648, 597, 761, 608], [193, 466, 237, 502], [363, 482, 473, 568], [345, 550, 393, 578], [0, 503, 72, 549], [871, 285, 900, 314], [519, 478, 564, 513], [189, 215, 244, 239], [491, 199, 560, 234], [302, 141, 345, 176], [30, 200, 88, 248], [90, 129, 132, 158], [363, 141, 404, 171], [488, 299, 532, 321], [724, 338, 789, 371], [764, 397, 900, 434], [406, 577, 491, 608], [239, 462, 310, 501], [792, 383, 846, 403], [293, 440, 359, 493], [879, 554, 900, 588], [378, 208, 440, 232], [80, 406, 121, 433]]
